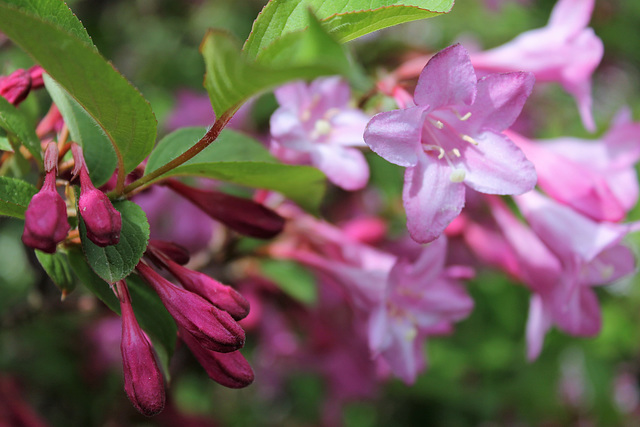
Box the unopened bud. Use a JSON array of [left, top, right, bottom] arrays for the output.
[[148, 239, 190, 265], [117, 281, 166, 416], [136, 261, 245, 353], [152, 251, 249, 320], [22, 147, 70, 253], [0, 68, 31, 105], [165, 179, 285, 239], [179, 326, 254, 388], [73, 144, 122, 246]]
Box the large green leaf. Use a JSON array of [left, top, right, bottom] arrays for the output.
[[80, 200, 150, 284], [243, 0, 454, 59], [0, 176, 38, 219], [0, 96, 42, 163], [0, 2, 157, 175], [261, 259, 317, 305], [202, 11, 350, 117], [44, 75, 117, 187], [144, 128, 326, 213]]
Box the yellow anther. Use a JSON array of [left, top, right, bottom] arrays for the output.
[[449, 169, 466, 183], [462, 134, 478, 145], [459, 112, 472, 121], [452, 148, 461, 157]]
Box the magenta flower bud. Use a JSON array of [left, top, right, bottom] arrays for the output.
[[0, 68, 31, 105], [73, 144, 122, 246], [136, 262, 245, 353], [165, 179, 285, 239], [179, 326, 254, 388], [148, 239, 191, 265], [28, 65, 44, 89], [22, 145, 70, 253], [117, 280, 166, 416], [152, 251, 250, 320]]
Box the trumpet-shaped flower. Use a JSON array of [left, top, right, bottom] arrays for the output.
[[365, 44, 537, 243], [471, 0, 602, 131], [270, 77, 370, 191]]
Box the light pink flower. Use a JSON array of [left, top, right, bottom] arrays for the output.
[[471, 0, 603, 131], [270, 77, 370, 191], [365, 44, 536, 243]]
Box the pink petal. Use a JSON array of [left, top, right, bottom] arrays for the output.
[[274, 81, 309, 110], [309, 76, 351, 112], [548, 0, 596, 37], [363, 106, 425, 167], [330, 109, 370, 146], [414, 44, 477, 109], [310, 145, 369, 191], [583, 244, 636, 286], [461, 131, 537, 195], [403, 154, 466, 243], [551, 286, 601, 337], [526, 294, 552, 361]]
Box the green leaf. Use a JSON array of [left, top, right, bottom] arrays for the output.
[[201, 11, 350, 117], [35, 250, 75, 296], [0, 2, 157, 175], [243, 0, 454, 59], [80, 200, 150, 284], [0, 135, 12, 151], [261, 259, 317, 305], [0, 176, 38, 219], [68, 246, 176, 376], [0, 96, 42, 164], [144, 128, 326, 213], [0, 0, 94, 47], [43, 74, 117, 187]]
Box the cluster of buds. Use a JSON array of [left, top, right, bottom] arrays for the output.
[[21, 142, 122, 253], [0, 65, 43, 106], [116, 240, 253, 415]]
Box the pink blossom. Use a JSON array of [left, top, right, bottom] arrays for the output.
[[364, 44, 536, 243], [270, 77, 370, 191], [471, 0, 603, 131], [508, 109, 640, 222]]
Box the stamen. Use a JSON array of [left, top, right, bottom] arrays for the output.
[[311, 119, 332, 139], [461, 134, 478, 145], [423, 144, 445, 159], [451, 148, 461, 157], [449, 169, 466, 183], [459, 112, 472, 121]]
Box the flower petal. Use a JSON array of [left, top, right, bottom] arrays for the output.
[[414, 44, 477, 109], [526, 294, 552, 361], [310, 145, 369, 191], [403, 153, 466, 243]]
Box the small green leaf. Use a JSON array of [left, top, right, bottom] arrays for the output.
[[261, 259, 317, 305], [144, 128, 326, 213], [201, 11, 350, 117], [0, 135, 12, 151], [244, 0, 454, 58], [44, 75, 117, 187], [0, 96, 42, 164], [0, 2, 157, 175], [0, 176, 38, 219], [67, 245, 120, 312], [35, 250, 75, 296], [80, 200, 150, 284]]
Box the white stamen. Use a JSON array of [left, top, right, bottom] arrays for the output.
[[449, 169, 466, 182], [404, 326, 418, 342], [313, 119, 332, 136], [462, 134, 478, 145], [431, 119, 444, 129], [451, 148, 461, 157], [459, 112, 472, 121], [423, 144, 445, 159]]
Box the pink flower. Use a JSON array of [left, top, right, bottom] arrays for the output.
[[367, 236, 474, 383], [72, 144, 122, 247], [507, 109, 640, 222], [136, 261, 246, 353], [117, 280, 165, 416], [21, 143, 70, 253], [471, 0, 602, 131], [270, 77, 370, 191], [364, 44, 536, 243], [0, 68, 31, 105]]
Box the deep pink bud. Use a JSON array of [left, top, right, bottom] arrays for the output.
[[179, 326, 254, 388], [152, 251, 250, 320], [22, 145, 70, 253], [73, 144, 122, 246], [136, 262, 245, 353], [148, 239, 190, 265], [0, 68, 31, 105], [28, 65, 44, 89], [165, 179, 285, 239], [117, 280, 166, 416]]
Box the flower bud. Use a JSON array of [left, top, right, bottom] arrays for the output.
[[117, 280, 166, 416], [148, 239, 190, 265], [0, 68, 31, 105], [22, 145, 70, 253], [73, 144, 122, 246], [152, 252, 249, 320], [136, 261, 245, 353], [165, 179, 285, 239], [179, 326, 254, 388]]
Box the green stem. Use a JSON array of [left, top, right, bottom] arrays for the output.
[[111, 110, 235, 198]]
